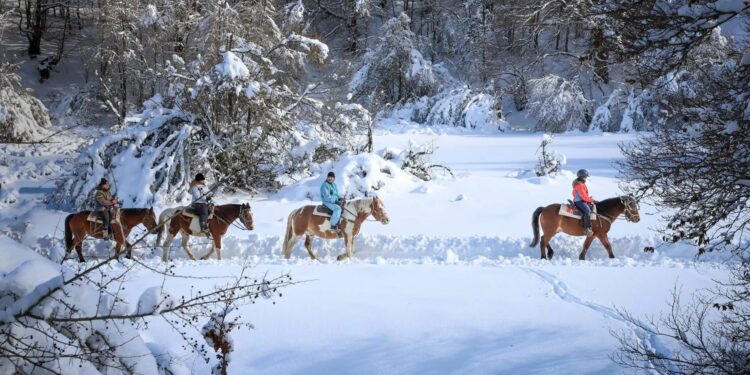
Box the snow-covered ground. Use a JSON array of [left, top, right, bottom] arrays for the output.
[[0, 126, 735, 374]]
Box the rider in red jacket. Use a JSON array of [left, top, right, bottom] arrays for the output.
[[572, 169, 595, 236]]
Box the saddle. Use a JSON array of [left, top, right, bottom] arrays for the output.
[[86, 208, 121, 224], [180, 205, 215, 219], [312, 200, 345, 218], [559, 200, 597, 220]]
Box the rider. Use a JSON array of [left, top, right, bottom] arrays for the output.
[[572, 169, 596, 237], [190, 173, 212, 235], [320, 171, 342, 231], [94, 178, 118, 238]]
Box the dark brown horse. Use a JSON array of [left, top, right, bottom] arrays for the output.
[[529, 196, 640, 260], [64, 208, 158, 262], [160, 203, 253, 261], [282, 197, 390, 261]]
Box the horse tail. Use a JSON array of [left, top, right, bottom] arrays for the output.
[[529, 207, 544, 247], [156, 209, 169, 247], [64, 214, 74, 251], [282, 209, 298, 258]]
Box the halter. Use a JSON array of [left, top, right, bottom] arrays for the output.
[[620, 196, 640, 223]]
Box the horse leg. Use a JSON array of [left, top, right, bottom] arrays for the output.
[[213, 236, 222, 260], [303, 235, 317, 260], [161, 231, 176, 262], [539, 235, 549, 260], [578, 235, 596, 261], [181, 232, 198, 260], [73, 229, 85, 262], [599, 234, 615, 259], [546, 242, 555, 260], [337, 233, 352, 261]]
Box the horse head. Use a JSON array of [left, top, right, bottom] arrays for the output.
[[621, 196, 640, 223], [370, 196, 390, 224], [239, 203, 254, 230]]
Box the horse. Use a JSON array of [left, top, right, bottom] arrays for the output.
[[529, 196, 640, 260], [160, 203, 254, 261], [282, 196, 390, 261], [64, 208, 158, 262]]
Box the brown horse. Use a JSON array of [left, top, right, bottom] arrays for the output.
[[64, 208, 158, 262], [282, 197, 390, 261], [160, 203, 253, 261], [529, 196, 640, 260]]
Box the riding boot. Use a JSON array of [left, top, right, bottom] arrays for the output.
[[582, 215, 593, 236]]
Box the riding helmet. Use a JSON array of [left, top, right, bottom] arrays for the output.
[[99, 178, 108, 186], [577, 169, 590, 178], [327, 172, 335, 178], [195, 173, 205, 181]]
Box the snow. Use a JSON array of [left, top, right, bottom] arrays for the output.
[[214, 51, 250, 80], [0, 123, 741, 373]]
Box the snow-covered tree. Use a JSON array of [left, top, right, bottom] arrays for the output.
[[534, 134, 566, 177], [350, 13, 437, 108], [0, 59, 51, 143], [527, 74, 591, 132]]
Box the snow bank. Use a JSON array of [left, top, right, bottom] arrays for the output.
[[278, 153, 420, 200]]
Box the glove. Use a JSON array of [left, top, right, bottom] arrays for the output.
[[112, 199, 119, 205]]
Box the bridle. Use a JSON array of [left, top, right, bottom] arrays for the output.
[[215, 204, 253, 230], [621, 196, 640, 223]]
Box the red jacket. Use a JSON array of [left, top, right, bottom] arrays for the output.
[[572, 181, 593, 203]]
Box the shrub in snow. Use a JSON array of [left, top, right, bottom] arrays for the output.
[[534, 134, 566, 177], [0, 64, 51, 142], [0, 236, 293, 374], [527, 74, 591, 133], [381, 142, 453, 181], [350, 13, 437, 108], [202, 307, 242, 375], [52, 107, 212, 209], [419, 88, 508, 131]]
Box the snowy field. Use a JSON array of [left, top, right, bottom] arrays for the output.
[[0, 127, 735, 374]]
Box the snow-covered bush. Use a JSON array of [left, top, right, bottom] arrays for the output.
[[381, 142, 453, 181], [589, 89, 628, 132], [279, 153, 421, 200], [0, 236, 293, 374], [527, 74, 591, 133], [419, 88, 508, 131], [350, 13, 438, 108], [0, 63, 51, 142], [534, 134, 566, 177], [52, 107, 212, 209]]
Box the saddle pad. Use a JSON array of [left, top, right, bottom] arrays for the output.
[[312, 205, 332, 218], [87, 209, 121, 223], [559, 203, 597, 220]]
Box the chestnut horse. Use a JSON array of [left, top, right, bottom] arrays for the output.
[[64, 208, 158, 262], [282, 197, 390, 261], [529, 196, 640, 260], [160, 203, 253, 261]]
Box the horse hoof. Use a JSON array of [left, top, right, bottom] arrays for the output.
[[336, 255, 347, 261], [608, 255, 615, 259], [578, 256, 586, 261]]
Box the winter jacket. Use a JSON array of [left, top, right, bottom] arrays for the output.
[[190, 181, 211, 204], [95, 189, 115, 210], [320, 181, 340, 204], [572, 180, 593, 203]]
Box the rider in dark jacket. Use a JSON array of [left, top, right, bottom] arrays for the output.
[[94, 178, 118, 238]]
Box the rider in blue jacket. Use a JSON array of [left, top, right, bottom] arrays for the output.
[[320, 171, 342, 231]]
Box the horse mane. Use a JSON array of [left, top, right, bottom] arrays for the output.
[[594, 197, 624, 213], [348, 197, 373, 212], [122, 207, 150, 214]]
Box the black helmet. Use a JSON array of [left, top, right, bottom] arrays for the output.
[[327, 172, 335, 178], [195, 173, 205, 181], [99, 178, 109, 186], [577, 169, 590, 178]]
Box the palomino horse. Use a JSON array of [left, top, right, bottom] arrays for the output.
[[160, 203, 253, 261], [529, 196, 640, 260], [64, 208, 158, 262], [282, 196, 390, 261]]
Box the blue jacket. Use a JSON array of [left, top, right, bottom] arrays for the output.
[[320, 181, 340, 204]]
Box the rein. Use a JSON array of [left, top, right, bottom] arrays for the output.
[[342, 200, 380, 223], [214, 205, 251, 231]]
